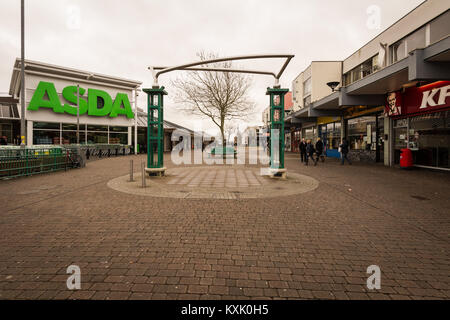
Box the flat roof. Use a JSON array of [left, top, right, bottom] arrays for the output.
[[9, 58, 142, 96]]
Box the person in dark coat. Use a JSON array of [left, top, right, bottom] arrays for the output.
[[305, 139, 316, 166], [339, 138, 352, 165], [299, 138, 307, 163], [315, 137, 324, 163]]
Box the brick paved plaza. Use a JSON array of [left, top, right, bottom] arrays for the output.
[[0, 153, 449, 300]]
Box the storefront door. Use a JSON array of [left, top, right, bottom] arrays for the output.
[[376, 114, 384, 162], [393, 118, 408, 164], [409, 111, 450, 169]]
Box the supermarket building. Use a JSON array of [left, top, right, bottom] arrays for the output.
[[1, 58, 194, 152], [286, 0, 450, 169]]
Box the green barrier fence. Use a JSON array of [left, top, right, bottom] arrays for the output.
[[0, 146, 80, 180], [0, 144, 132, 180]]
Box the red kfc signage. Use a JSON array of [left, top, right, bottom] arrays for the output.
[[386, 81, 450, 117]]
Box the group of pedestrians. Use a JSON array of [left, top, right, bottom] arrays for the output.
[[299, 137, 324, 166], [299, 137, 352, 166]]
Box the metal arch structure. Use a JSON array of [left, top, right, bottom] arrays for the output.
[[143, 54, 295, 177], [149, 54, 295, 87]]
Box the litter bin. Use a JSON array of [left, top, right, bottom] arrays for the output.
[[400, 148, 413, 169]]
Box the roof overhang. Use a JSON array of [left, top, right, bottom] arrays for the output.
[[345, 58, 409, 95], [307, 36, 450, 111], [312, 91, 339, 110], [423, 36, 450, 62]]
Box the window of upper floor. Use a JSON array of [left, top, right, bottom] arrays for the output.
[[0, 104, 20, 119], [430, 10, 450, 44], [342, 10, 449, 88], [343, 54, 379, 86], [303, 95, 311, 108], [390, 25, 427, 64], [303, 77, 311, 97]]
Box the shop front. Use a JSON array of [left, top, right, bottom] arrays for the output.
[[317, 117, 341, 158], [7, 59, 140, 148], [388, 81, 450, 170], [344, 106, 385, 163], [290, 127, 301, 153], [301, 123, 317, 142]]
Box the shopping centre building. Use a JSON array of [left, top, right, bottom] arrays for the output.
[[285, 0, 450, 169], [1, 58, 194, 153]]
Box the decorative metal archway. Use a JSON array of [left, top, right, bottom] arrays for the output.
[[143, 54, 294, 177]]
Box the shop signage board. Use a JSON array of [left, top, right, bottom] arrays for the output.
[[386, 81, 450, 117], [28, 81, 134, 119], [344, 106, 384, 119]]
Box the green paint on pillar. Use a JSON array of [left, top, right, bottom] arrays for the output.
[[266, 87, 288, 170], [143, 86, 167, 169]]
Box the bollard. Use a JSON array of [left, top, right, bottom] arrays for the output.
[[129, 159, 134, 182], [141, 162, 146, 188]]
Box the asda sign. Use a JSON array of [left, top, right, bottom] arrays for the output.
[[28, 81, 134, 118]]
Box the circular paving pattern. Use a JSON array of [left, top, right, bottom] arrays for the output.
[[107, 166, 319, 199]]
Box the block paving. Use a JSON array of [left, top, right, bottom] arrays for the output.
[[0, 152, 449, 300]]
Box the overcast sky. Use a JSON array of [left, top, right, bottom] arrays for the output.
[[0, 0, 424, 134]]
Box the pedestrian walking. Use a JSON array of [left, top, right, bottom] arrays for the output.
[[305, 139, 317, 166], [315, 137, 324, 163], [299, 138, 307, 163], [339, 138, 352, 165]]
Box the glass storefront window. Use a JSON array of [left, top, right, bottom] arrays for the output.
[[292, 130, 301, 152], [109, 132, 127, 144], [87, 132, 108, 144], [326, 123, 333, 132], [109, 126, 128, 133], [87, 125, 108, 132], [62, 123, 81, 130], [409, 111, 450, 169], [303, 127, 314, 141], [0, 123, 13, 143], [33, 122, 60, 130], [33, 130, 59, 145], [348, 116, 376, 150], [319, 121, 341, 151], [62, 131, 86, 144], [393, 118, 408, 164]]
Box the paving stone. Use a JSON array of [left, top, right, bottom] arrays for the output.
[[0, 153, 448, 301]]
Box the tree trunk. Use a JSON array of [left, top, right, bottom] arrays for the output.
[[220, 117, 225, 157]]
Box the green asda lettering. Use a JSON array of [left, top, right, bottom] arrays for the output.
[[28, 81, 134, 119]]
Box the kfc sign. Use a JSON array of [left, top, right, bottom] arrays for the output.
[[386, 81, 450, 117], [420, 84, 450, 110]]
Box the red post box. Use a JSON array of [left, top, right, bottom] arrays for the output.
[[400, 148, 413, 169]]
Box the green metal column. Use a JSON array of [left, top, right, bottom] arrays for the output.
[[266, 87, 288, 170], [143, 86, 167, 169]]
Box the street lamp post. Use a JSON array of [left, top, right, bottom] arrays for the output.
[[76, 84, 80, 145], [20, 0, 25, 147]]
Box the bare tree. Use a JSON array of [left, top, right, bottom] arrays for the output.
[[172, 52, 254, 145]]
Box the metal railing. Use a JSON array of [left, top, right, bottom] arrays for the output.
[[0, 146, 81, 180], [65, 144, 132, 161]]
